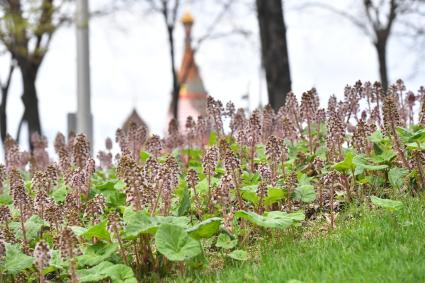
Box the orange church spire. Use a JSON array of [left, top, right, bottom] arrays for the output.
[[171, 10, 207, 126]]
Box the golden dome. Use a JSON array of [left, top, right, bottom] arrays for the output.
[[181, 10, 194, 25]]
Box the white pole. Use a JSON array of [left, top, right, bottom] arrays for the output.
[[76, 0, 93, 143]]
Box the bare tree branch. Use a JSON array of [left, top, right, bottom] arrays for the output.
[[294, 1, 373, 38]]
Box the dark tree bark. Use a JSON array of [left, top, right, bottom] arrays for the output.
[[166, 25, 180, 120], [0, 59, 15, 143], [256, 0, 291, 111], [17, 62, 42, 145], [375, 34, 389, 91]]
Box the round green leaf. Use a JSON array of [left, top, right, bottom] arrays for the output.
[[227, 249, 249, 261], [216, 233, 238, 250], [187, 217, 222, 239], [294, 185, 316, 203], [3, 243, 34, 274], [155, 223, 202, 261], [370, 196, 403, 211], [234, 210, 303, 229]]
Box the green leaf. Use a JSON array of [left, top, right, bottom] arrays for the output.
[[353, 155, 388, 175], [215, 233, 237, 250], [373, 143, 384, 155], [298, 174, 312, 186], [406, 142, 425, 150], [178, 186, 191, 216], [235, 210, 304, 229], [255, 145, 267, 162], [227, 250, 249, 261], [273, 210, 305, 221], [51, 183, 68, 203], [241, 171, 261, 186], [388, 167, 409, 190], [264, 188, 285, 206], [3, 243, 34, 274], [155, 224, 202, 261], [187, 217, 222, 239], [208, 131, 217, 145], [123, 209, 189, 239], [294, 184, 316, 203], [396, 127, 414, 142], [77, 242, 118, 267], [96, 181, 126, 208], [365, 175, 386, 188], [78, 261, 113, 282], [240, 185, 259, 204], [195, 177, 219, 194], [70, 226, 87, 237], [370, 196, 403, 211], [140, 151, 151, 162], [123, 210, 158, 239], [49, 250, 67, 269], [82, 221, 111, 242], [25, 215, 49, 241], [370, 150, 397, 164], [155, 216, 190, 228], [333, 151, 355, 171], [10, 215, 49, 241], [408, 128, 425, 143], [114, 180, 126, 190], [103, 264, 137, 283], [95, 181, 115, 190], [78, 261, 137, 283], [0, 192, 12, 205], [368, 130, 387, 143]]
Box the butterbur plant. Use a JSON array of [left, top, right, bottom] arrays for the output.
[[285, 172, 297, 212], [266, 135, 282, 184], [107, 212, 128, 265], [34, 241, 51, 283], [203, 146, 219, 212], [0, 80, 425, 281], [247, 111, 262, 172], [300, 89, 318, 154], [323, 171, 341, 229], [186, 169, 201, 214], [9, 169, 32, 253], [411, 150, 425, 193], [58, 228, 80, 283], [383, 95, 409, 168]]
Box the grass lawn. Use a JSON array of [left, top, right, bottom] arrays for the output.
[[177, 196, 425, 283]]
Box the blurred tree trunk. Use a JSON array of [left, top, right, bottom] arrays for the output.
[[375, 33, 389, 91], [167, 25, 180, 120], [0, 0, 72, 148], [256, 0, 291, 111], [17, 61, 42, 145], [0, 59, 15, 143]]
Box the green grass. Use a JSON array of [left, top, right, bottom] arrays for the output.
[[178, 196, 425, 283]]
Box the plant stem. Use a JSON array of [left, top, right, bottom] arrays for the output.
[[115, 230, 128, 265], [19, 204, 29, 254], [330, 185, 335, 230], [207, 174, 212, 213]]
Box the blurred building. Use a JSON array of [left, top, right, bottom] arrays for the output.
[[169, 10, 208, 127], [122, 108, 149, 133]]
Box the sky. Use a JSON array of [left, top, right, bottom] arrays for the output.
[[0, 0, 423, 156]]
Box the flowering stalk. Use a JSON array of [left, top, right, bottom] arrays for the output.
[[383, 95, 409, 168], [34, 241, 51, 283], [286, 172, 297, 212], [323, 171, 341, 230], [202, 147, 218, 213], [108, 213, 128, 265]]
